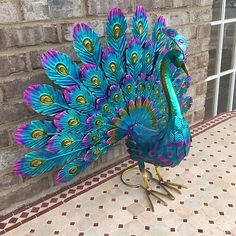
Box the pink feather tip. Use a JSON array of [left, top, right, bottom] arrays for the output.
[[41, 50, 59, 67], [14, 123, 28, 145], [128, 37, 141, 48], [108, 8, 124, 20], [13, 158, 25, 176], [157, 15, 166, 26], [23, 84, 41, 106], [135, 6, 147, 18], [102, 48, 115, 60], [81, 64, 95, 78], [73, 23, 91, 38]]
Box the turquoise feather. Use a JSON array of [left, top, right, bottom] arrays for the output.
[[132, 6, 149, 46], [73, 23, 102, 66], [41, 50, 81, 88]]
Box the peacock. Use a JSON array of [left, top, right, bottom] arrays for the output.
[[14, 6, 192, 208]]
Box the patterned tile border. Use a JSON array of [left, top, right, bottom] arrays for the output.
[[0, 111, 235, 235]]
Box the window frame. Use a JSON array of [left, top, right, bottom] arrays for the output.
[[206, 0, 236, 116]]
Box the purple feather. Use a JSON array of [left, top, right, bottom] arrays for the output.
[[73, 23, 91, 38], [23, 84, 41, 106], [41, 50, 59, 67]]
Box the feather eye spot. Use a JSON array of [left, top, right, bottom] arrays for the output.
[[162, 108, 166, 113], [30, 159, 44, 167], [56, 63, 68, 76], [40, 95, 54, 105], [83, 38, 93, 52], [31, 130, 45, 139], [147, 84, 152, 90], [138, 84, 144, 91], [76, 96, 86, 104], [132, 53, 138, 64], [62, 139, 73, 147], [68, 118, 79, 127], [156, 29, 161, 41], [109, 63, 116, 73], [170, 42, 175, 50], [126, 85, 132, 93], [154, 89, 159, 95], [103, 105, 110, 112], [93, 149, 101, 156], [146, 53, 151, 63], [69, 166, 78, 175], [92, 135, 99, 142], [182, 82, 186, 88], [138, 21, 143, 35], [162, 119, 167, 125], [95, 120, 103, 127], [113, 24, 121, 39], [91, 77, 100, 87], [114, 94, 120, 102]]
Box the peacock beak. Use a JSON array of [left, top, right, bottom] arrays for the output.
[[180, 63, 190, 77]]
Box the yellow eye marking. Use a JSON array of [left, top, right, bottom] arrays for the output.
[[56, 64, 68, 75], [62, 139, 73, 147], [69, 166, 78, 174], [68, 119, 78, 126], [76, 96, 86, 104], [132, 53, 138, 64], [91, 77, 100, 86], [113, 24, 121, 39], [30, 159, 43, 167], [83, 39, 93, 52], [110, 63, 116, 73], [40, 95, 53, 105], [31, 130, 45, 139], [138, 22, 143, 35]]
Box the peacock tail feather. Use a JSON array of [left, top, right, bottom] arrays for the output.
[[14, 6, 192, 183]]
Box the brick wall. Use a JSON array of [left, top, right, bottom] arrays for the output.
[[0, 0, 212, 215]]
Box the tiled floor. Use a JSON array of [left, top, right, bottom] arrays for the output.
[[1, 111, 236, 236]]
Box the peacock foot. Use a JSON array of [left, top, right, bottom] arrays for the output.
[[145, 166, 187, 200], [121, 167, 179, 211]]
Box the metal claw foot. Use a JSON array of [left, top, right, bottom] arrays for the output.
[[145, 166, 187, 200], [121, 167, 175, 212]]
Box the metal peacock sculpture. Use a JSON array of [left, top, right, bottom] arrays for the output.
[[14, 6, 192, 209]]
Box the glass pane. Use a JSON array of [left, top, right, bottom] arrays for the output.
[[212, 0, 222, 21], [208, 25, 220, 76], [218, 75, 231, 114], [205, 80, 216, 119], [221, 23, 236, 72], [225, 0, 236, 19], [233, 75, 236, 110]]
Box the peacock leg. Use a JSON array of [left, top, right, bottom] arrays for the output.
[[151, 166, 187, 197]]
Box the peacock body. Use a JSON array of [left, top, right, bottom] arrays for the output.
[[14, 6, 192, 185]]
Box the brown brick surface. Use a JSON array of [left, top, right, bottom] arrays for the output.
[[0, 177, 50, 211], [21, 0, 86, 21], [0, 54, 27, 77], [0, 25, 59, 50]]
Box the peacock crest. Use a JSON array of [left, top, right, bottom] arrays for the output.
[[14, 6, 192, 184]]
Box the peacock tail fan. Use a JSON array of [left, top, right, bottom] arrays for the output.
[[14, 6, 192, 183]]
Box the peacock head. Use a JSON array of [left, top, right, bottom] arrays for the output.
[[170, 50, 189, 77]]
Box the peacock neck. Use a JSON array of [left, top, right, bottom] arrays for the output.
[[160, 55, 182, 118]]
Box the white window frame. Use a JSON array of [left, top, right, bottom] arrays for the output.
[[206, 0, 236, 116]]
